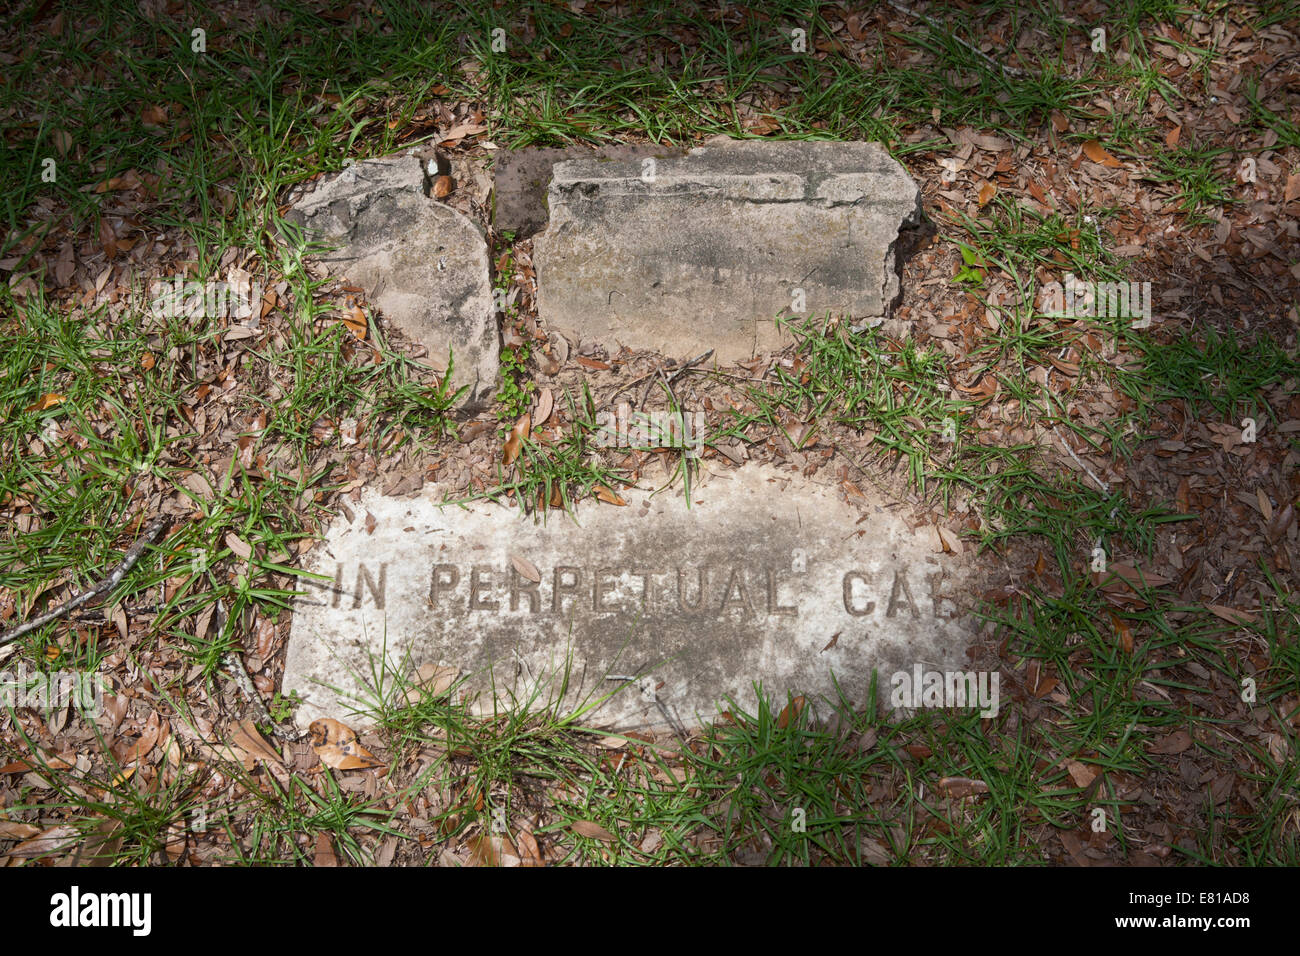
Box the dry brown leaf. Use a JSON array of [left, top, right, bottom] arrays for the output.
[[118, 711, 162, 769], [405, 663, 459, 703], [516, 828, 543, 866], [0, 821, 41, 840], [1149, 730, 1193, 755], [593, 484, 626, 506], [502, 413, 531, 465], [1206, 604, 1257, 626], [776, 695, 806, 729], [1285, 172, 1300, 203], [225, 532, 252, 561], [24, 393, 66, 412], [314, 832, 339, 866], [309, 718, 384, 770], [571, 820, 616, 842], [937, 776, 990, 798], [343, 305, 367, 339], [439, 121, 487, 145], [533, 387, 554, 427], [11, 825, 79, 858], [509, 552, 542, 583], [1066, 760, 1097, 788], [232, 719, 283, 766], [466, 833, 519, 867], [1082, 140, 1122, 168], [977, 180, 997, 205], [1106, 563, 1173, 589]]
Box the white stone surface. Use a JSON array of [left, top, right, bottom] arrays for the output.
[[284, 466, 976, 732]]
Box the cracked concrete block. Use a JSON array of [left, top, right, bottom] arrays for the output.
[[283, 466, 979, 734], [492, 143, 689, 239], [533, 140, 923, 362], [283, 155, 497, 406]]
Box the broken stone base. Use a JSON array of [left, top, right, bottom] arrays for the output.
[[283, 155, 497, 406], [533, 140, 923, 363], [284, 466, 977, 733]]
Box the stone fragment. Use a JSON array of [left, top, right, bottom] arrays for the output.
[[284, 466, 978, 733], [492, 143, 688, 239], [533, 139, 923, 362], [284, 155, 496, 405]]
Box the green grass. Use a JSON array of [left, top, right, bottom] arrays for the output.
[[2, 0, 1297, 867]]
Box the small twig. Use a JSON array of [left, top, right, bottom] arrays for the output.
[[610, 349, 715, 408], [215, 599, 305, 741], [0, 517, 168, 647]]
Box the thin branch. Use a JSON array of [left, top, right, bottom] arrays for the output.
[[0, 517, 168, 647]]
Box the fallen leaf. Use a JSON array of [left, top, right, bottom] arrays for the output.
[[1149, 730, 1193, 755], [502, 413, 530, 466], [937, 776, 990, 798], [314, 832, 338, 866], [11, 825, 80, 858], [516, 828, 543, 866], [575, 356, 611, 371], [308, 718, 384, 770], [406, 663, 459, 703], [977, 180, 997, 205], [439, 121, 487, 145], [24, 393, 66, 412], [776, 695, 806, 729], [0, 821, 41, 840], [593, 484, 626, 506], [1206, 604, 1257, 626], [224, 532, 252, 560], [343, 304, 367, 339], [1082, 140, 1122, 168], [467, 833, 519, 867], [1066, 760, 1097, 787], [571, 820, 616, 842], [232, 719, 283, 766], [509, 552, 541, 583], [533, 387, 554, 427]]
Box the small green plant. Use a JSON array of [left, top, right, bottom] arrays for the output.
[[267, 690, 302, 726], [953, 242, 987, 286], [497, 341, 536, 423]]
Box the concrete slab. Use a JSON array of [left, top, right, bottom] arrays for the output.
[[532, 140, 923, 363], [283, 466, 978, 733], [283, 155, 497, 406], [492, 143, 689, 239]]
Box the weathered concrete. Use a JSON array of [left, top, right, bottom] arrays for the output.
[[284, 466, 976, 732], [283, 156, 497, 406], [533, 140, 923, 363], [492, 143, 688, 239]]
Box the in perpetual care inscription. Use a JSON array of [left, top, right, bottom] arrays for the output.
[[305, 559, 961, 620]]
